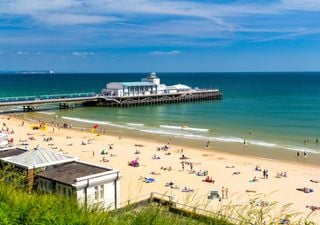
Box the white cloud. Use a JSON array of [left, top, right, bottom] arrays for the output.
[[34, 13, 120, 26], [0, 0, 319, 46], [16, 51, 29, 55], [281, 0, 320, 11], [72, 51, 94, 57], [149, 50, 181, 55]]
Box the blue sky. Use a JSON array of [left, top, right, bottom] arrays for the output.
[[0, 0, 320, 72]]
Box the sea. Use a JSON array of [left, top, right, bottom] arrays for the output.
[[1, 72, 320, 153]]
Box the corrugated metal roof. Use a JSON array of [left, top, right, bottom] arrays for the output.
[[3, 149, 76, 169], [120, 82, 155, 86]]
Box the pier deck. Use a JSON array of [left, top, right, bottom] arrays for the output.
[[96, 89, 222, 107], [0, 89, 222, 112]]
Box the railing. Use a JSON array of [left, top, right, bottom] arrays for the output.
[[116, 192, 243, 225], [0, 92, 96, 103]]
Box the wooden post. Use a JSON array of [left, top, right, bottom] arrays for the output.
[[27, 169, 34, 192]]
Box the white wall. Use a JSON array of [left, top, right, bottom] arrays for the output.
[[0, 134, 8, 147], [75, 172, 120, 210]]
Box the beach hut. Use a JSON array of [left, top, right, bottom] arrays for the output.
[[1, 148, 121, 209], [37, 161, 121, 209]]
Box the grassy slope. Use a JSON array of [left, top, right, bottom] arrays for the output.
[[0, 182, 232, 225]]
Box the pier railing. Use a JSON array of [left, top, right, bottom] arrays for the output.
[[0, 92, 96, 103]]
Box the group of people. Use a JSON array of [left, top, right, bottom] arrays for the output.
[[195, 170, 208, 176], [181, 161, 193, 171], [276, 171, 287, 178], [43, 137, 53, 142], [262, 169, 269, 179], [152, 154, 161, 160], [221, 187, 229, 199], [304, 138, 319, 145], [296, 151, 308, 158]]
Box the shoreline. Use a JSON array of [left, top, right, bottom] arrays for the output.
[[25, 111, 320, 167], [3, 113, 320, 222]]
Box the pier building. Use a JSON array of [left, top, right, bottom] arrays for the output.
[[101, 72, 192, 97]]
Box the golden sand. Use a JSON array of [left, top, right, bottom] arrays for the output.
[[1, 115, 320, 222]]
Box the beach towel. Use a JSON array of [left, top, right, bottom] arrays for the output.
[[144, 178, 155, 183]]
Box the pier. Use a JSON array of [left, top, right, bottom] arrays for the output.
[[0, 90, 222, 113], [96, 89, 222, 107], [0, 73, 223, 113], [0, 93, 97, 112]]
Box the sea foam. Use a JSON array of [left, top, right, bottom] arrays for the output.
[[61, 116, 111, 125], [127, 123, 144, 127], [160, 125, 209, 132], [37, 111, 56, 115], [61, 116, 318, 153]]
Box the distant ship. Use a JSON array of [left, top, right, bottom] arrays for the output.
[[18, 70, 55, 74]]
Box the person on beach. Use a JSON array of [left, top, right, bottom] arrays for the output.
[[182, 162, 185, 171], [221, 187, 225, 199], [304, 151, 307, 158], [190, 163, 193, 172], [225, 188, 229, 199], [206, 140, 210, 148]]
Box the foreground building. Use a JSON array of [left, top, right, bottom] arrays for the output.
[[0, 147, 121, 209], [0, 133, 8, 148]]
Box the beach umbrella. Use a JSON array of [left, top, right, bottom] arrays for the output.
[[91, 124, 99, 133]]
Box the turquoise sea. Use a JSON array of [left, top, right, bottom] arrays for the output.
[[1, 72, 320, 152]]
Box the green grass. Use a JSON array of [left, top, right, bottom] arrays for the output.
[[0, 180, 232, 225], [0, 175, 316, 225]]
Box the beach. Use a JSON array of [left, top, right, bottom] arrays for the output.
[[1, 114, 320, 223]]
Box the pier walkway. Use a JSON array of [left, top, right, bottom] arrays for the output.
[[0, 89, 222, 112], [0, 93, 97, 111]]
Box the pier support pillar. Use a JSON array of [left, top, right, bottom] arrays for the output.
[[23, 106, 34, 112], [59, 102, 74, 109]]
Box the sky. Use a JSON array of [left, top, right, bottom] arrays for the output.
[[0, 0, 320, 72]]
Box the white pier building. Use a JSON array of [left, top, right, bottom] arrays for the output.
[[102, 72, 191, 97]]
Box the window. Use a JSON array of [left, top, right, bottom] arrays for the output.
[[94, 185, 104, 201], [94, 186, 99, 201], [99, 185, 104, 199]]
